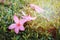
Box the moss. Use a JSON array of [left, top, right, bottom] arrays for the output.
[[0, 0, 60, 40]]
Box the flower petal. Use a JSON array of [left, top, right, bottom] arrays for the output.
[[30, 17, 36, 20], [30, 4, 44, 13], [13, 15, 19, 23], [30, 4, 35, 9], [14, 27, 19, 34], [8, 24, 16, 29], [22, 15, 36, 21], [20, 19, 27, 24], [35, 7, 44, 13], [19, 26, 25, 31]]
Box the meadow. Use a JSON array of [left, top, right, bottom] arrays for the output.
[[0, 0, 60, 40]]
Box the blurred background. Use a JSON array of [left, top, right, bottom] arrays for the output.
[[0, 0, 60, 40]]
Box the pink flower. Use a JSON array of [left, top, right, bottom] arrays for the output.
[[21, 11, 36, 21], [8, 15, 27, 34], [30, 4, 44, 13], [22, 15, 36, 21]]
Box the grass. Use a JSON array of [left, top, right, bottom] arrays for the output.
[[0, 0, 60, 40]]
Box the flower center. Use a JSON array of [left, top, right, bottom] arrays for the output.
[[17, 23, 21, 27]]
